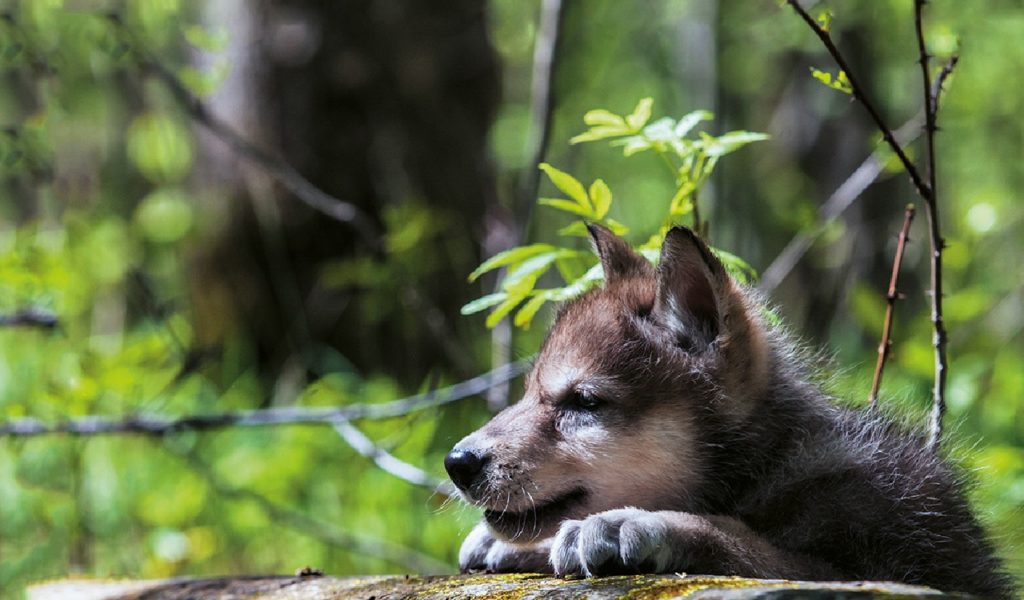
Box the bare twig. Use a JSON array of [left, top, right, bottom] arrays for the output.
[[784, 0, 931, 201], [0, 360, 530, 437], [932, 55, 960, 114], [759, 115, 923, 293], [332, 417, 457, 497], [915, 1, 951, 450], [868, 204, 916, 408], [108, 16, 380, 249], [173, 449, 451, 574], [0, 308, 58, 329], [785, 0, 954, 450]]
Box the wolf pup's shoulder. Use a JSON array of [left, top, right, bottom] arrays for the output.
[[446, 225, 1014, 599]]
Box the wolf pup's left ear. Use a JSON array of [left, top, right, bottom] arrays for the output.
[[653, 227, 727, 351], [587, 223, 653, 284]]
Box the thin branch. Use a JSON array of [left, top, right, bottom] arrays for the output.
[[519, 0, 567, 220], [0, 308, 58, 329], [915, 1, 950, 450], [173, 448, 451, 574], [759, 114, 923, 293], [931, 55, 960, 115], [108, 16, 380, 250], [784, 0, 931, 201], [332, 417, 457, 497], [489, 0, 566, 412], [0, 360, 530, 437], [868, 204, 916, 408]]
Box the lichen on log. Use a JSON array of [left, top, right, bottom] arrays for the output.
[[27, 573, 970, 600]]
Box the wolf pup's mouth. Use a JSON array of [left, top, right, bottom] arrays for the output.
[[484, 487, 587, 542]]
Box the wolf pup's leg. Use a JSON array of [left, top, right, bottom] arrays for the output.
[[459, 521, 554, 574], [550, 508, 834, 579]]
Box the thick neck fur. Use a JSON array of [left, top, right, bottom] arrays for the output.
[[690, 327, 1015, 598]]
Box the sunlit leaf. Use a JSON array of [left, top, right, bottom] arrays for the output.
[[589, 179, 612, 219], [514, 294, 549, 328], [557, 221, 591, 238], [674, 110, 714, 138], [486, 294, 525, 328], [582, 109, 626, 127], [626, 97, 654, 131], [816, 10, 833, 32], [460, 293, 508, 315], [538, 163, 591, 209], [539, 198, 595, 218], [467, 243, 555, 282], [810, 67, 853, 94]]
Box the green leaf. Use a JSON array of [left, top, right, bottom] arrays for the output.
[[674, 110, 714, 138], [810, 67, 853, 94], [544, 263, 604, 301], [643, 117, 676, 143], [501, 251, 566, 293], [538, 163, 591, 210], [555, 253, 593, 282], [557, 221, 591, 238], [668, 183, 695, 218], [539, 198, 595, 218], [616, 135, 653, 156], [486, 295, 525, 328], [583, 109, 626, 127], [467, 243, 555, 282], [700, 131, 770, 157], [816, 9, 833, 32], [460, 293, 508, 315], [712, 248, 758, 284], [514, 294, 549, 328], [589, 179, 612, 219], [604, 219, 630, 236], [570, 125, 632, 144], [626, 97, 654, 131]]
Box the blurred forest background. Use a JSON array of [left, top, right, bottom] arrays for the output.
[[1, 0, 1022, 597]]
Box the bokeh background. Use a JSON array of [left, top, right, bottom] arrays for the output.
[[1, 0, 1022, 597]]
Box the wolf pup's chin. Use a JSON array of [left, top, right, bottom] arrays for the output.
[[483, 487, 588, 542], [444, 224, 1014, 599]]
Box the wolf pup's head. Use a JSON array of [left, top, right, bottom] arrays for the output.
[[446, 225, 771, 543]]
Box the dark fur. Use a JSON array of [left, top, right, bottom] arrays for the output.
[[450, 226, 1013, 598], [690, 335, 1013, 598]]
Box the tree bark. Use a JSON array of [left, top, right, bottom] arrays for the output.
[[28, 574, 969, 599]]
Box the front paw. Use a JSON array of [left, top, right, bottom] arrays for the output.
[[550, 508, 681, 576], [459, 521, 551, 573]]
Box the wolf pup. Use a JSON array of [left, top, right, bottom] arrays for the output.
[[444, 224, 1012, 598]]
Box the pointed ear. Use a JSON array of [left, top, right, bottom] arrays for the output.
[[653, 227, 727, 350], [587, 223, 652, 284]]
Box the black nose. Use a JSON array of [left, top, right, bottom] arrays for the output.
[[444, 448, 487, 490]]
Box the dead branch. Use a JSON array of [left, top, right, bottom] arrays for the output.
[[0, 361, 530, 437], [868, 204, 916, 408]]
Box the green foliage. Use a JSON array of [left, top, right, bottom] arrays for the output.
[[463, 98, 766, 329], [810, 68, 854, 94]]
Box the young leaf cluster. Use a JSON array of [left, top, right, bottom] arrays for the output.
[[463, 98, 767, 329]]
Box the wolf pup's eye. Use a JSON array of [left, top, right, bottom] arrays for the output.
[[567, 389, 603, 411]]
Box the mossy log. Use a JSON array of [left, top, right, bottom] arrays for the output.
[[28, 573, 970, 599]]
